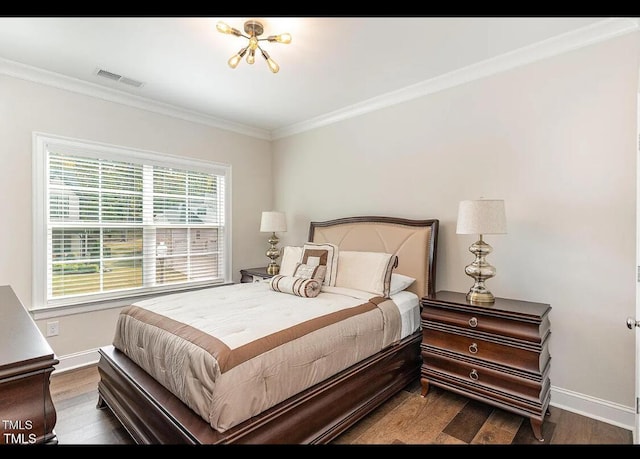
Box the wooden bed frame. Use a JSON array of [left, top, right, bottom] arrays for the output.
[[96, 216, 439, 444]]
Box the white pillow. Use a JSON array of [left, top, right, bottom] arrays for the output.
[[279, 246, 303, 276], [389, 273, 416, 295], [301, 242, 339, 286], [334, 251, 397, 298]]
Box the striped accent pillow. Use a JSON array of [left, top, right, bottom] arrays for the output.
[[269, 275, 321, 298]]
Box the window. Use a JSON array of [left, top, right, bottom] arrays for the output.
[[33, 133, 231, 311]]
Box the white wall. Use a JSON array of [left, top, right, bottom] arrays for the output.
[[272, 33, 640, 425], [0, 74, 272, 359]]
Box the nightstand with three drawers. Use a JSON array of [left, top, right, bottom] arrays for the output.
[[420, 290, 551, 442]]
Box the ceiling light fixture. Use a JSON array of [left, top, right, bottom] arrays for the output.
[[216, 20, 291, 73]]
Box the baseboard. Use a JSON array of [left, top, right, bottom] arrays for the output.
[[51, 349, 636, 435], [52, 348, 100, 374], [550, 385, 635, 434]]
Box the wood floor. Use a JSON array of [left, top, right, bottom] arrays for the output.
[[49, 365, 634, 446]]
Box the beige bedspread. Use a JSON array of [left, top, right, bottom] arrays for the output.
[[113, 281, 403, 432]]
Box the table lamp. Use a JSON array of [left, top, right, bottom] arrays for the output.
[[456, 199, 507, 304], [260, 211, 287, 275]]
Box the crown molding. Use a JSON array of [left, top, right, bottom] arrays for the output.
[[0, 18, 637, 142], [272, 17, 640, 140], [0, 57, 272, 140]]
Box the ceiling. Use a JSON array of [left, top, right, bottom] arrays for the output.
[[0, 17, 636, 139]]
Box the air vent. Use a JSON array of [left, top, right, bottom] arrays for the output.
[[96, 69, 121, 81], [95, 68, 144, 88], [119, 77, 144, 88]]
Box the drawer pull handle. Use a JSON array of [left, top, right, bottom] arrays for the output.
[[468, 317, 478, 328], [469, 369, 479, 381], [469, 343, 478, 354]]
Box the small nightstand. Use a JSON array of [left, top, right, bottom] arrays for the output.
[[420, 290, 551, 442], [240, 267, 275, 283]]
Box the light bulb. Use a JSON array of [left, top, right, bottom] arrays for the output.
[[247, 48, 255, 65], [249, 36, 258, 50], [228, 47, 248, 69], [228, 54, 241, 69], [268, 33, 292, 44], [216, 22, 231, 34], [261, 49, 279, 73], [216, 21, 241, 37], [266, 57, 279, 73]]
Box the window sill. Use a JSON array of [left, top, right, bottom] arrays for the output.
[[30, 282, 234, 320]]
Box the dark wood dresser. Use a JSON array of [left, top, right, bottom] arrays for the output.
[[420, 290, 551, 441], [0, 285, 58, 445]]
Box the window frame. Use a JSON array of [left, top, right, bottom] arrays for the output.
[[32, 132, 232, 314]]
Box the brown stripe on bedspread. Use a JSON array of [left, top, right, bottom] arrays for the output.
[[120, 298, 383, 374], [120, 305, 232, 370], [226, 300, 380, 371]]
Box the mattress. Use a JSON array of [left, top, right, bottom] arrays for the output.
[[112, 281, 419, 432], [390, 289, 421, 338]]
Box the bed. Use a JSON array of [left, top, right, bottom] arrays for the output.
[[96, 215, 439, 444]]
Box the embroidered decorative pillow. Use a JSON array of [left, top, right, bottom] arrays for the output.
[[279, 246, 303, 276], [334, 251, 398, 298], [269, 275, 321, 298], [301, 242, 339, 286], [293, 262, 327, 282]]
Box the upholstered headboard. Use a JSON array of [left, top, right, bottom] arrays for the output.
[[308, 216, 439, 299]]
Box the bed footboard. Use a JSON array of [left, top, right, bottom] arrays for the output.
[[97, 331, 421, 445]]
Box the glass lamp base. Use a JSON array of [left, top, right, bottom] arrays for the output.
[[466, 287, 495, 304], [265, 232, 281, 276], [465, 237, 497, 305]]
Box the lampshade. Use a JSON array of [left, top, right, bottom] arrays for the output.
[[456, 200, 507, 235], [260, 211, 287, 233]]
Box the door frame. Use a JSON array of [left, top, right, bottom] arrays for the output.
[[635, 92, 640, 444]]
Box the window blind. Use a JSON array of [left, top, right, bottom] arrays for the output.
[[36, 136, 230, 308]]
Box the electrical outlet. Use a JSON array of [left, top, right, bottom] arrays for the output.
[[46, 321, 59, 337]]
